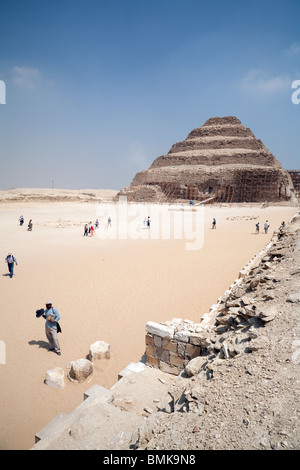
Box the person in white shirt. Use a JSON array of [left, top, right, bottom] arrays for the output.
[[264, 220, 270, 234]]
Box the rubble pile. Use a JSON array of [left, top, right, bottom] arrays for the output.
[[136, 213, 300, 450]]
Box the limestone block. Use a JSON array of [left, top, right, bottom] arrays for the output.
[[155, 346, 169, 363], [117, 361, 145, 381], [185, 356, 208, 377], [153, 335, 162, 347], [177, 342, 186, 357], [169, 351, 185, 368], [174, 330, 191, 343], [161, 339, 178, 352], [189, 332, 208, 347], [145, 355, 160, 368], [45, 367, 65, 389], [83, 384, 112, 401], [89, 340, 110, 361], [145, 342, 155, 356], [68, 359, 93, 383], [145, 334, 154, 345], [185, 343, 201, 359], [145, 321, 174, 339], [159, 360, 180, 376]]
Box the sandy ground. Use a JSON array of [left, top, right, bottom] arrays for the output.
[[0, 192, 296, 449]]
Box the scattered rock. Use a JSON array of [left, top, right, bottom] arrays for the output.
[[185, 356, 208, 377], [68, 359, 93, 383], [248, 335, 270, 351], [89, 341, 110, 361], [287, 292, 300, 303], [44, 367, 65, 389]]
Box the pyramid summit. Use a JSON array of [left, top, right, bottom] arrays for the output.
[[120, 116, 296, 203]]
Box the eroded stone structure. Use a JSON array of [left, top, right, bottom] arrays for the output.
[[119, 117, 296, 203], [288, 170, 300, 201]]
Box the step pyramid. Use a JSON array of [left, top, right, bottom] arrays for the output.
[[119, 116, 295, 203]]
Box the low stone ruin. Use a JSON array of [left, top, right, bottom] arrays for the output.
[[144, 215, 300, 377], [145, 320, 208, 376]]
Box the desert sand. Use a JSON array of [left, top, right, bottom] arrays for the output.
[[0, 189, 296, 449]]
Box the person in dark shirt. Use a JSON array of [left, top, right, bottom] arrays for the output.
[[5, 252, 18, 278]]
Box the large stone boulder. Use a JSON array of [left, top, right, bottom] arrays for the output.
[[68, 359, 93, 383], [45, 367, 65, 389], [89, 341, 110, 361], [185, 356, 208, 377]]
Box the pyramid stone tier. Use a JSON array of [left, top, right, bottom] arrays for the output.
[[119, 117, 296, 203]]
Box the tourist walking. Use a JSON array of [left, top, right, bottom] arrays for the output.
[[95, 219, 99, 229], [28, 219, 33, 231], [255, 222, 260, 234], [44, 301, 61, 355], [90, 224, 94, 236], [264, 220, 270, 234], [108, 217, 111, 227], [19, 215, 24, 226], [147, 216, 151, 229], [84, 224, 89, 236], [5, 252, 18, 278], [212, 218, 216, 229]]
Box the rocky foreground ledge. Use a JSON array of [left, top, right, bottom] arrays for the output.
[[32, 211, 300, 450]]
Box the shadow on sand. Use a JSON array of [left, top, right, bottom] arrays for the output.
[[28, 340, 49, 351]]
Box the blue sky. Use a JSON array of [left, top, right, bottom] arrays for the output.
[[0, 0, 299, 190]]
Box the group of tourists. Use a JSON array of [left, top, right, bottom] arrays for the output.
[[255, 220, 270, 234], [83, 217, 112, 236], [84, 221, 96, 236], [19, 215, 33, 231]]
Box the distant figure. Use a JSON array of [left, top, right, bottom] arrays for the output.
[[143, 218, 147, 229], [19, 215, 24, 226], [84, 224, 89, 236], [28, 219, 33, 231], [90, 224, 94, 237], [44, 301, 61, 355], [255, 222, 260, 234], [278, 221, 286, 240], [212, 218, 216, 229], [95, 219, 99, 229], [147, 216, 151, 229], [108, 217, 111, 227], [88, 222, 92, 234], [264, 220, 270, 234], [5, 252, 18, 278]]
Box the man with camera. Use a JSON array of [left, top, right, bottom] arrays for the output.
[[43, 301, 61, 356]]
